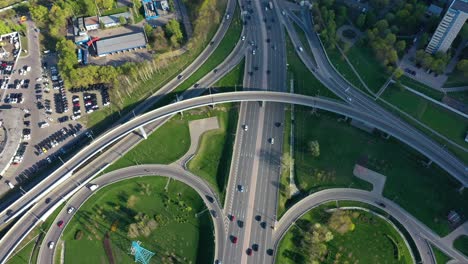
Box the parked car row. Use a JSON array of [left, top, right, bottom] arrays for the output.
[[5, 93, 24, 104], [101, 87, 110, 106], [34, 124, 81, 156], [12, 143, 28, 165], [84, 93, 99, 113], [54, 87, 69, 114], [70, 83, 108, 93]]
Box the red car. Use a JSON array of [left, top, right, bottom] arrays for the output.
[[230, 214, 236, 221], [57, 220, 64, 228], [231, 236, 238, 244]]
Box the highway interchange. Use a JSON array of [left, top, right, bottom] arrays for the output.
[[1, 0, 468, 263]]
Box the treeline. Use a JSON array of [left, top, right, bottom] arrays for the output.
[[56, 38, 120, 88], [144, 19, 184, 52]]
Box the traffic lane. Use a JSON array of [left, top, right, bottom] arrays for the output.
[[250, 103, 285, 263], [38, 164, 226, 264], [271, 189, 461, 264]]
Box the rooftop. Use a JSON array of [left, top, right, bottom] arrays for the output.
[[95, 32, 147, 56]]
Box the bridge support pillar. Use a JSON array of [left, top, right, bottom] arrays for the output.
[[138, 126, 147, 139]]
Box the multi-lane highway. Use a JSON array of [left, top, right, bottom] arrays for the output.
[[37, 164, 225, 264], [1, 91, 468, 262], [2, 1, 468, 263]]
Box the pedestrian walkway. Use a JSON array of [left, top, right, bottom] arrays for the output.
[[177, 116, 220, 168], [442, 221, 468, 245], [353, 164, 386, 195]]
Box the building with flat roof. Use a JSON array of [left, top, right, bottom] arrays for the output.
[[427, 4, 443, 17], [426, 0, 468, 54], [99, 12, 132, 28], [84, 16, 100, 31], [95, 32, 147, 57]]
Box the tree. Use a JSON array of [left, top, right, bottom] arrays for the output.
[[30, 5, 49, 24], [456, 59, 468, 77], [421, 54, 433, 69], [356, 13, 366, 29], [308, 140, 320, 157], [395, 40, 406, 52], [165, 19, 183, 46], [97, 0, 114, 10], [119, 15, 127, 25], [394, 67, 404, 79], [144, 23, 153, 37], [328, 210, 355, 234]]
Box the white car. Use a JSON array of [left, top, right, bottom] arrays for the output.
[[48, 241, 55, 249], [67, 206, 75, 214], [243, 125, 248, 131], [241, 35, 246, 41], [269, 137, 275, 144]]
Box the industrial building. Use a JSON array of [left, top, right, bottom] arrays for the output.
[[99, 12, 132, 28], [95, 32, 147, 57], [426, 0, 468, 54]]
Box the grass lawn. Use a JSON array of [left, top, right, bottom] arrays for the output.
[[294, 108, 468, 235], [174, 5, 242, 93], [6, 240, 35, 264], [188, 61, 243, 200], [286, 35, 338, 99], [276, 205, 412, 264], [294, 107, 372, 193], [188, 103, 239, 200], [278, 106, 292, 217], [20, 34, 28, 57], [104, 116, 190, 172], [62, 177, 213, 264], [431, 245, 451, 264], [324, 45, 368, 93], [444, 70, 468, 88], [400, 76, 444, 101], [346, 43, 390, 93], [83, 0, 228, 131], [454, 235, 468, 258], [380, 84, 468, 162], [212, 58, 245, 91]]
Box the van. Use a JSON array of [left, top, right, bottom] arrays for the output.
[[89, 184, 99, 191]]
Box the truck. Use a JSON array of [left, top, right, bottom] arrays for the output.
[[89, 184, 99, 191]]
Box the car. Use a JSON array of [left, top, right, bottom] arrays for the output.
[[252, 244, 259, 251], [238, 185, 245, 192], [375, 201, 386, 208], [275, 122, 281, 127], [243, 124, 248, 131], [246, 248, 252, 256], [255, 215, 261, 221], [266, 248, 274, 256], [260, 221, 267, 229], [241, 35, 246, 41], [66, 206, 75, 214], [57, 220, 64, 228], [48, 241, 55, 249], [237, 220, 244, 228], [269, 137, 275, 144], [45, 198, 51, 204], [230, 214, 236, 221], [298, 46, 303, 52], [46, 157, 51, 163], [231, 235, 237, 244]]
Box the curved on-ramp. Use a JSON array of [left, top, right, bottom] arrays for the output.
[[272, 188, 468, 264], [37, 165, 226, 264]]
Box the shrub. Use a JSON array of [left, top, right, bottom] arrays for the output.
[[74, 230, 83, 240]]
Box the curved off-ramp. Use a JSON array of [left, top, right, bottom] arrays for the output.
[[37, 164, 226, 264]]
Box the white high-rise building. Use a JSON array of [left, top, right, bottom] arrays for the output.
[[426, 0, 468, 54]]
